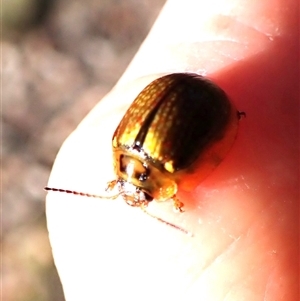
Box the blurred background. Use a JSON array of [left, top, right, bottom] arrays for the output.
[[2, 0, 166, 300]]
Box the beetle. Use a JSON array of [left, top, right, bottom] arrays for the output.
[[45, 73, 244, 234]]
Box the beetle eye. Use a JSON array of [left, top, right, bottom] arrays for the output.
[[139, 173, 148, 182]]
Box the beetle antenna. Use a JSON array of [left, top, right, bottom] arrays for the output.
[[140, 206, 193, 237], [45, 187, 193, 236], [44, 186, 120, 200]]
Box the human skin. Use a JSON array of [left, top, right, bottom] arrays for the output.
[[46, 0, 299, 300]]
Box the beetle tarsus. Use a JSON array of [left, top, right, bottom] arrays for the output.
[[172, 198, 184, 213], [237, 111, 246, 119], [105, 180, 118, 192]]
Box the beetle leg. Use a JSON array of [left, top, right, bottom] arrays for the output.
[[171, 197, 184, 213], [105, 180, 118, 192], [237, 111, 246, 119]]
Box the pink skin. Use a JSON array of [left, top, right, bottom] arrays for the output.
[[46, 1, 298, 300]]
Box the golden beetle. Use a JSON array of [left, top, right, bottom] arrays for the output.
[[105, 73, 243, 211], [46, 73, 244, 215]]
